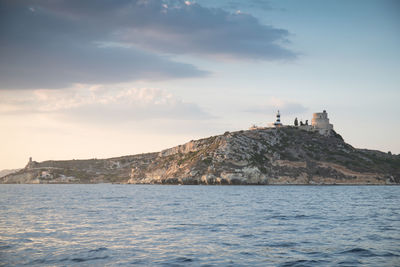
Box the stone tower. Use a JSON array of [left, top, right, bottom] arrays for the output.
[[311, 110, 333, 135], [25, 157, 35, 169]]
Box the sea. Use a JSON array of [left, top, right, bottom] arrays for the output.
[[0, 185, 399, 266]]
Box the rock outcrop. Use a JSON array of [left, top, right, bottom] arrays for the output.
[[1, 127, 399, 184]]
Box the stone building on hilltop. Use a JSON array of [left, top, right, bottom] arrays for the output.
[[250, 109, 334, 136], [297, 110, 334, 136], [311, 110, 334, 135]]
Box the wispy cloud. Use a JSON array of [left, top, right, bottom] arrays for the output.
[[225, 0, 273, 11], [0, 0, 296, 89], [116, 0, 296, 60], [0, 86, 213, 122]]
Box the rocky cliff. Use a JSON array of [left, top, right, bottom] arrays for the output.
[[2, 127, 399, 184]]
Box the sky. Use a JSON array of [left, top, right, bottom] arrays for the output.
[[0, 0, 399, 170]]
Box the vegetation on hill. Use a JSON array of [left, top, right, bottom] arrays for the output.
[[1, 127, 399, 184]]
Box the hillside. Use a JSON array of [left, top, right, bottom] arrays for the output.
[[1, 127, 399, 184], [0, 169, 20, 178]]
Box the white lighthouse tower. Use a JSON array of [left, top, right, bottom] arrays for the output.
[[273, 110, 283, 127]]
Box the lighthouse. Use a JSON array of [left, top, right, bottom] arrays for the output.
[[273, 110, 283, 127]]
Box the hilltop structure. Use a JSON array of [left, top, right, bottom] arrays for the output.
[[25, 157, 37, 169], [264, 110, 284, 128], [311, 110, 334, 135], [252, 109, 334, 136], [273, 110, 283, 127], [296, 110, 334, 136]]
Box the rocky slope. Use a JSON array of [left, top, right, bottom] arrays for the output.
[[2, 127, 399, 184], [0, 169, 20, 178]]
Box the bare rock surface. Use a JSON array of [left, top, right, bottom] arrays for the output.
[[2, 127, 399, 184]]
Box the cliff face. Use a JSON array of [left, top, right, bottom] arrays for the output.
[[0, 169, 20, 178], [2, 127, 399, 184], [127, 127, 400, 185]]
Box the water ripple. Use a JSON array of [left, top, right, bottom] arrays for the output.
[[0, 184, 399, 266]]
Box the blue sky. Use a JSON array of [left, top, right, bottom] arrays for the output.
[[0, 0, 399, 169]]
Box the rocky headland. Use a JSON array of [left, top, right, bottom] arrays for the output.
[[1, 127, 399, 184]]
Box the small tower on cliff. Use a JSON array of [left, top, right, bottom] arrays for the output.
[[25, 157, 35, 169], [311, 110, 333, 135], [273, 110, 283, 127]]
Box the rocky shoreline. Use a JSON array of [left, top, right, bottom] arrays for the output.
[[2, 127, 399, 185]]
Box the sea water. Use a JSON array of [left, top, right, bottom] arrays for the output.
[[0, 185, 399, 266]]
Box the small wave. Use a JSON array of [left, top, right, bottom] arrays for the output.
[[269, 215, 288, 220], [16, 238, 33, 243], [87, 210, 100, 213], [294, 214, 308, 218], [239, 251, 254, 256], [26, 258, 47, 265], [101, 196, 128, 200], [175, 256, 193, 262], [337, 259, 362, 266], [340, 248, 377, 257], [279, 259, 326, 267], [130, 259, 146, 264], [239, 234, 254, 238], [168, 226, 190, 231], [222, 242, 240, 247], [379, 226, 396, 231], [254, 241, 297, 248], [178, 223, 205, 227], [269, 242, 297, 248], [88, 247, 108, 253], [166, 202, 180, 206], [366, 234, 382, 241], [381, 251, 400, 257], [269, 214, 322, 221], [70, 255, 109, 262], [0, 245, 12, 250], [26, 256, 103, 266]]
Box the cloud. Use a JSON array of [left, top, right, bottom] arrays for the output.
[[244, 97, 308, 115], [0, 1, 208, 89], [0, 43, 207, 89], [0, 0, 296, 89], [115, 0, 296, 60], [225, 0, 273, 11], [0, 86, 213, 122]]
